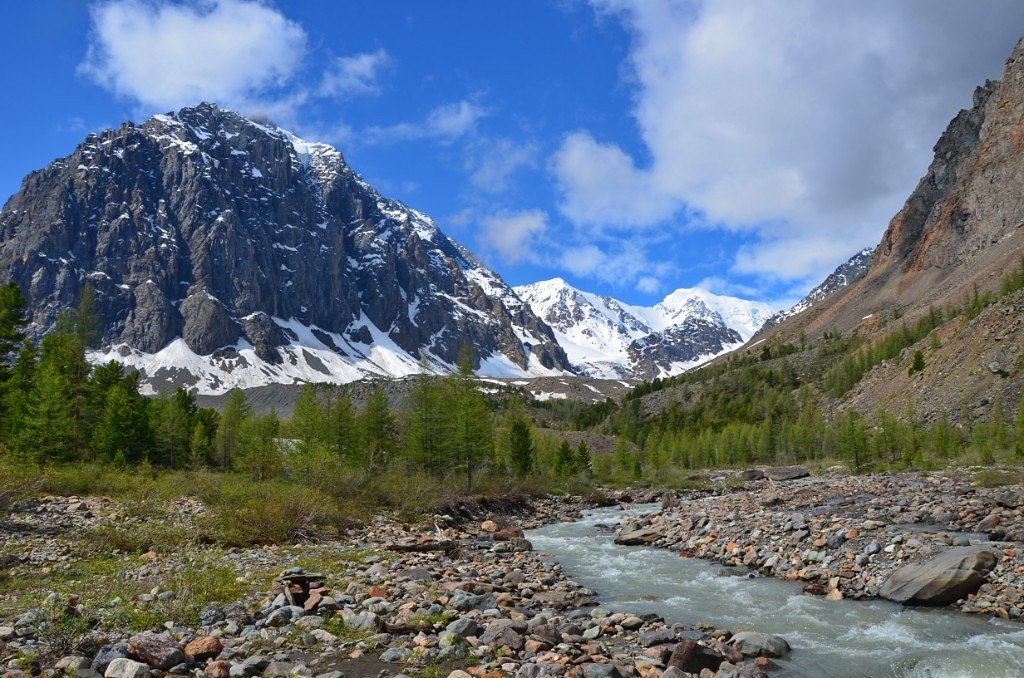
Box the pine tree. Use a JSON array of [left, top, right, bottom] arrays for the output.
[[574, 440, 591, 475], [18, 357, 74, 462], [449, 346, 492, 492], [0, 281, 26, 374], [326, 391, 360, 463], [360, 386, 397, 470], [404, 374, 448, 472], [554, 440, 575, 479], [152, 388, 197, 468], [241, 411, 284, 481], [508, 415, 534, 476], [94, 381, 151, 464], [215, 390, 250, 470], [290, 384, 327, 472]]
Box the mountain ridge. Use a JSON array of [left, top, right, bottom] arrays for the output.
[[514, 277, 774, 379], [0, 103, 572, 393]]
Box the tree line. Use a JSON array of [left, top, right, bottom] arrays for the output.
[[0, 282, 593, 492]]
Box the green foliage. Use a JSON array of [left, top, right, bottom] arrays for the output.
[[908, 350, 925, 376], [507, 413, 535, 476]]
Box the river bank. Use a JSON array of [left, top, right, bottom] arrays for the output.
[[1, 488, 784, 678], [619, 467, 1024, 620]]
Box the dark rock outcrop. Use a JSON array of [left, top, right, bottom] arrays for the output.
[[0, 103, 570, 390]]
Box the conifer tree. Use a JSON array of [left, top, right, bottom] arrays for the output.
[[508, 415, 534, 476], [449, 345, 492, 492], [554, 440, 575, 478], [215, 389, 250, 470], [404, 374, 448, 471], [326, 391, 360, 463], [94, 380, 151, 464], [360, 386, 397, 470]]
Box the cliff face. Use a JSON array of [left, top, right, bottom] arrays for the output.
[[0, 104, 570, 392], [765, 37, 1024, 343]]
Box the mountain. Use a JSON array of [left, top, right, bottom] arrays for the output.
[[740, 36, 1024, 424], [514, 278, 775, 379], [757, 247, 874, 333], [0, 103, 571, 393]]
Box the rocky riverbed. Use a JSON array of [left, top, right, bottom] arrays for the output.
[[1, 489, 786, 678], [616, 467, 1024, 620]]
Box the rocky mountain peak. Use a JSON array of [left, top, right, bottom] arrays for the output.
[[0, 104, 570, 393]]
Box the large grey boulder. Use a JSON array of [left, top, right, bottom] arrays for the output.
[[614, 528, 662, 546], [763, 466, 809, 481], [729, 631, 791, 658], [878, 547, 996, 605]]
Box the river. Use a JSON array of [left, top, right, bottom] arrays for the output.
[[526, 504, 1024, 677]]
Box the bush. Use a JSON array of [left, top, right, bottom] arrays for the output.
[[198, 479, 340, 546]]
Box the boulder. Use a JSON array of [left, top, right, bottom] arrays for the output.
[[763, 466, 809, 481], [729, 631, 791, 658], [104, 659, 151, 678], [667, 639, 723, 673], [879, 547, 996, 605], [614, 528, 662, 546], [184, 636, 223, 661], [739, 469, 765, 481], [127, 634, 186, 670]]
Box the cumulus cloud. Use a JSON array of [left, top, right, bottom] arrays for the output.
[[319, 49, 392, 98], [80, 0, 307, 113], [557, 0, 1024, 280], [364, 100, 488, 145], [479, 209, 548, 262]]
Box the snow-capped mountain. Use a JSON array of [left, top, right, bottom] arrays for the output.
[[757, 247, 875, 333], [0, 103, 571, 393], [514, 279, 776, 379]]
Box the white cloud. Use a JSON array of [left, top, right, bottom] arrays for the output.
[[553, 131, 677, 227], [558, 240, 673, 287], [479, 209, 548, 262], [557, 0, 1024, 280], [363, 100, 488, 145], [467, 138, 539, 193], [80, 0, 307, 113], [320, 49, 392, 98], [636, 276, 662, 294]]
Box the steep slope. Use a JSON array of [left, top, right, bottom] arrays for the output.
[[757, 247, 874, 333], [0, 103, 570, 393], [515, 278, 774, 379], [765, 37, 1024, 344]]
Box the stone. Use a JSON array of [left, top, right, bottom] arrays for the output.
[[184, 636, 223, 661], [620, 616, 645, 630], [128, 634, 186, 671], [879, 547, 997, 605], [614, 528, 662, 546], [480, 623, 524, 651], [262, 662, 295, 678], [481, 520, 498, 532], [92, 644, 130, 674], [976, 513, 1001, 532], [103, 659, 151, 678], [667, 639, 723, 673], [763, 466, 809, 481], [639, 628, 676, 647], [583, 664, 621, 678], [205, 661, 232, 678], [379, 648, 411, 663], [445, 617, 481, 638], [493, 527, 525, 541], [56, 656, 92, 671], [729, 632, 791, 658], [739, 469, 765, 481]]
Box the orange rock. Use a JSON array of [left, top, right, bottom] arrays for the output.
[[185, 636, 223, 661], [204, 660, 231, 678]]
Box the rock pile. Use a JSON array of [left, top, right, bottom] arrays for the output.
[[620, 469, 1024, 620]]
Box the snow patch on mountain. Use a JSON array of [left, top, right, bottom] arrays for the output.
[[515, 279, 777, 379]]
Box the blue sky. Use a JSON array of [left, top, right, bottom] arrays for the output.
[[3, 1, 1024, 307]]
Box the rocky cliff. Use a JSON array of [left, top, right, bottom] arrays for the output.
[[0, 104, 570, 393]]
